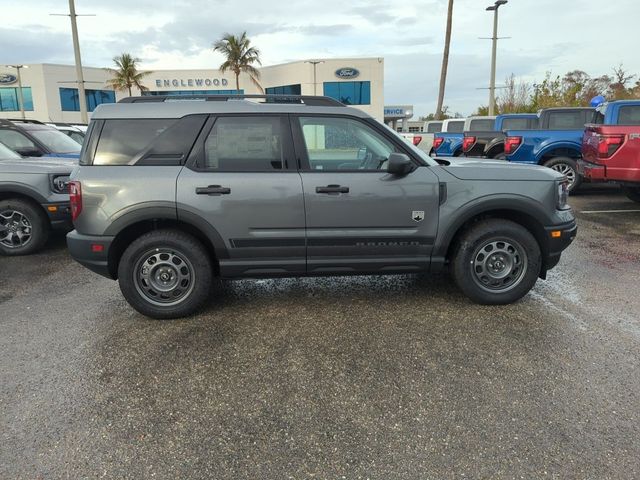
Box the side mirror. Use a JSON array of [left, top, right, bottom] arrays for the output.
[[387, 153, 414, 175]]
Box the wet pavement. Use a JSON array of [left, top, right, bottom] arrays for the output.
[[1, 187, 639, 479]]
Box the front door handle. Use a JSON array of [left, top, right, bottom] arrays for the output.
[[195, 185, 231, 195], [316, 184, 349, 194]]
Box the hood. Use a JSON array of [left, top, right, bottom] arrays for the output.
[[0, 155, 76, 174], [435, 157, 563, 181]]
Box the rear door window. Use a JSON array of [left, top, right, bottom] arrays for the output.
[[0, 129, 37, 151], [203, 116, 285, 171], [618, 106, 640, 125]]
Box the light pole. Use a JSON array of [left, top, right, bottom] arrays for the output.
[[486, 0, 508, 116], [5, 65, 28, 119], [305, 60, 324, 96]]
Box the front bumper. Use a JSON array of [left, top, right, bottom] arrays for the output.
[[42, 201, 73, 231], [66, 230, 115, 279], [543, 219, 578, 272]]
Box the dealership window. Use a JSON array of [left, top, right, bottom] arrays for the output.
[[323, 81, 371, 105], [59, 88, 115, 112], [0, 87, 34, 111], [203, 117, 284, 171], [265, 84, 301, 95], [143, 90, 243, 96]]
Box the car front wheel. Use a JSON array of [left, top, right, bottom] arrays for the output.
[[0, 199, 49, 256], [451, 219, 542, 305], [118, 229, 213, 319]]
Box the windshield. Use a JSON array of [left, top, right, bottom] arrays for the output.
[[0, 141, 21, 160], [30, 128, 82, 154]]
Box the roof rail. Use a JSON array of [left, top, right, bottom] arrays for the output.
[[118, 94, 345, 107], [3, 118, 46, 124]]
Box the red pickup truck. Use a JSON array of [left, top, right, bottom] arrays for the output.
[[580, 100, 640, 202]]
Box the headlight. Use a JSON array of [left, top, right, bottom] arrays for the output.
[[557, 180, 569, 210], [51, 174, 70, 194]]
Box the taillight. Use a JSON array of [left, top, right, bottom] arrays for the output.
[[433, 137, 444, 150], [69, 181, 82, 221], [597, 134, 624, 158], [412, 135, 422, 146], [504, 136, 522, 155], [463, 136, 476, 152]]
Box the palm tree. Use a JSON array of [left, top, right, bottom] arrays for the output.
[[105, 53, 152, 97], [435, 0, 454, 120], [213, 32, 263, 93]]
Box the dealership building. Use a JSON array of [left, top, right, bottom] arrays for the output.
[[0, 57, 384, 123]]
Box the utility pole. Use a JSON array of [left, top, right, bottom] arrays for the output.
[[435, 0, 454, 120], [6, 65, 28, 119], [486, 0, 508, 115], [52, 1, 95, 123], [69, 0, 88, 123]]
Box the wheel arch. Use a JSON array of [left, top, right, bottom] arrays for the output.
[[536, 142, 582, 164], [106, 212, 226, 279], [0, 188, 51, 227]]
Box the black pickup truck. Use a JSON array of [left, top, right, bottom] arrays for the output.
[[462, 113, 538, 159]]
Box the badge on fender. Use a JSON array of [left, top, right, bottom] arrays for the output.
[[412, 211, 424, 222]]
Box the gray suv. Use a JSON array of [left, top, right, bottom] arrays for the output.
[[67, 95, 577, 319], [0, 141, 73, 255]]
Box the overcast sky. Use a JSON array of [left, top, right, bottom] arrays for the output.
[[4, 0, 640, 116]]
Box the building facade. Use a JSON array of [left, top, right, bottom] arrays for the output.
[[0, 58, 384, 123]]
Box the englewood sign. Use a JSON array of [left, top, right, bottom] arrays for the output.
[[0, 73, 18, 85], [154, 78, 230, 88]]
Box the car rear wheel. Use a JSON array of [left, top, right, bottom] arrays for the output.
[[451, 219, 541, 305], [0, 199, 49, 256], [624, 187, 640, 203], [118, 229, 213, 319], [543, 157, 582, 193]]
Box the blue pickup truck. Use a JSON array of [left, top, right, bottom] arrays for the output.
[[463, 113, 539, 158], [432, 117, 495, 157], [504, 107, 594, 192]]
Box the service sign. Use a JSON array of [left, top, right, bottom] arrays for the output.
[[335, 67, 360, 79], [0, 73, 17, 85]]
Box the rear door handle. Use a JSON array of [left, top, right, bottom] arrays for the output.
[[196, 185, 231, 195], [316, 184, 349, 194]]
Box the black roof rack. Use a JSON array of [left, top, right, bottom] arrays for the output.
[[118, 94, 345, 107], [2, 118, 46, 124]]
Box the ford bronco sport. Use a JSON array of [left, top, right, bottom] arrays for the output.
[[66, 95, 577, 319]]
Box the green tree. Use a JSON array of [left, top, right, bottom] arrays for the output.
[[105, 53, 152, 96], [213, 32, 263, 93]]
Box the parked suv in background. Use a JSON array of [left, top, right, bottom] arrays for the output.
[[67, 95, 576, 319], [0, 119, 82, 159], [0, 141, 73, 255]]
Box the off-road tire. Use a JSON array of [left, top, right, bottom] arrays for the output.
[[118, 229, 213, 319], [451, 219, 541, 305], [0, 198, 49, 256]]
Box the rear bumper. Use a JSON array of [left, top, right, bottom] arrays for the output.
[[66, 230, 115, 279], [577, 159, 607, 182], [42, 201, 73, 231], [543, 219, 578, 272]]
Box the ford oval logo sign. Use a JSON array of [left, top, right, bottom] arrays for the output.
[[0, 73, 17, 85], [335, 67, 360, 79]]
